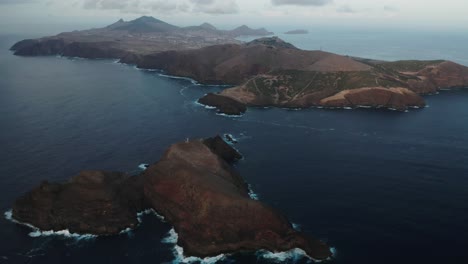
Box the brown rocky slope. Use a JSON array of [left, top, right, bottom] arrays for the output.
[[10, 136, 332, 261]]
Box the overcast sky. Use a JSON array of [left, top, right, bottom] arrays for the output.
[[1, 0, 467, 33]]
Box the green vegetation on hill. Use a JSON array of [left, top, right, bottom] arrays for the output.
[[244, 69, 408, 100], [378, 60, 444, 72]]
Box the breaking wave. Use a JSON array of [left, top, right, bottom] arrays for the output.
[[138, 163, 149, 170], [162, 228, 227, 264], [247, 184, 260, 200], [4, 210, 96, 240]]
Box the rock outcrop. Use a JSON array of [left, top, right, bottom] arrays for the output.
[[12, 171, 146, 235], [143, 138, 331, 259], [198, 93, 247, 116], [10, 137, 332, 261]]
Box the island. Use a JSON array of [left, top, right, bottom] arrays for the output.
[[10, 16, 272, 58], [285, 29, 309, 34], [10, 16, 468, 115], [10, 136, 332, 261]]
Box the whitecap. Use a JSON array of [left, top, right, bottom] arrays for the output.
[[5, 209, 96, 239], [119, 227, 133, 235], [161, 228, 179, 244], [28, 229, 96, 239], [137, 209, 165, 223], [223, 133, 238, 144], [292, 223, 302, 231], [247, 184, 260, 200], [158, 73, 199, 85], [257, 248, 310, 263], [215, 112, 244, 118], [357, 105, 372, 109], [162, 228, 227, 264], [194, 101, 217, 109], [138, 163, 149, 170]]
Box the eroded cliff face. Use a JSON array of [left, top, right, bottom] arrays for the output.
[[11, 136, 332, 261], [319, 87, 426, 110]]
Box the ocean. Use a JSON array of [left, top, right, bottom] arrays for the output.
[[0, 29, 468, 264]]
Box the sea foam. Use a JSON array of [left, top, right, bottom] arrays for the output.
[[257, 248, 310, 262], [137, 209, 166, 223], [138, 163, 149, 170], [162, 228, 227, 264], [4, 210, 96, 239], [247, 184, 260, 200], [257, 246, 337, 263], [158, 73, 199, 85]]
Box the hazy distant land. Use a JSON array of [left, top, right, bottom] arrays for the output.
[[285, 29, 309, 34]]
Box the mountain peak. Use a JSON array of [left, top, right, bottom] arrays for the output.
[[111, 16, 179, 33], [133, 16, 163, 23], [200, 22, 217, 30], [247, 37, 297, 49], [236, 25, 250, 30]]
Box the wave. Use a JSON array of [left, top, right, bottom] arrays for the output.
[[216, 112, 244, 118], [162, 228, 227, 264], [257, 248, 310, 263], [247, 184, 260, 200], [223, 133, 238, 145], [5, 208, 167, 239], [158, 73, 199, 85], [4, 210, 96, 240], [257, 246, 337, 263], [138, 163, 149, 170], [159, 224, 336, 264], [137, 209, 165, 223], [194, 101, 217, 110], [292, 223, 302, 231]]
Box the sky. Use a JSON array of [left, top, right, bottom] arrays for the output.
[[1, 0, 468, 34]]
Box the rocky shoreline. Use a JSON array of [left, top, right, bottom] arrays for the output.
[[8, 136, 333, 261]]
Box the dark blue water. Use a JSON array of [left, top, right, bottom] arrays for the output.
[[1, 34, 468, 264]]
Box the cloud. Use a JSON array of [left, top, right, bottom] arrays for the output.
[[384, 5, 399, 12], [0, 0, 35, 4], [271, 0, 332, 6], [192, 0, 239, 14], [190, 0, 214, 4], [336, 5, 355, 13], [81, 0, 239, 15]]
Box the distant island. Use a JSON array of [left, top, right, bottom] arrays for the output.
[[285, 29, 309, 34], [10, 136, 332, 261], [10, 16, 272, 58], [10, 16, 468, 116]]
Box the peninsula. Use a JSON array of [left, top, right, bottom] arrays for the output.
[[10, 16, 468, 115], [10, 136, 332, 261]]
